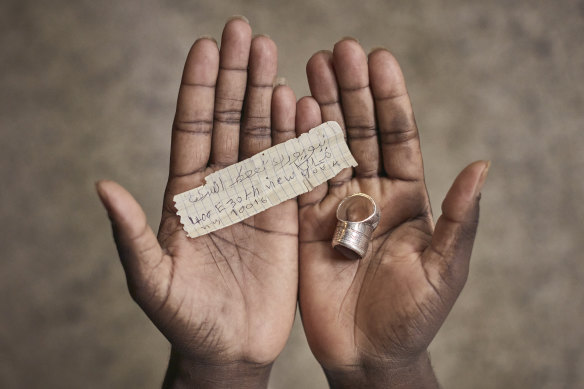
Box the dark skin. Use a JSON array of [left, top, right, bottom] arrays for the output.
[[297, 40, 488, 388], [97, 17, 488, 389], [97, 18, 298, 388]]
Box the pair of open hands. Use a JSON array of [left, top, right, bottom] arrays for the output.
[[97, 17, 488, 388]]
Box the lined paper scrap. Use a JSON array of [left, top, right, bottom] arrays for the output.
[[173, 121, 357, 238]]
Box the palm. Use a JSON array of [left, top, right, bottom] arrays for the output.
[[297, 39, 485, 373], [299, 177, 443, 364], [98, 19, 299, 367], [152, 179, 297, 361]]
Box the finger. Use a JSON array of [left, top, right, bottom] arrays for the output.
[[333, 39, 380, 178], [96, 180, 170, 305], [239, 35, 278, 159], [296, 96, 327, 208], [251, 82, 299, 235], [271, 82, 296, 145], [422, 161, 490, 300], [169, 37, 219, 185], [210, 17, 252, 167], [369, 49, 423, 181], [306, 50, 353, 187]]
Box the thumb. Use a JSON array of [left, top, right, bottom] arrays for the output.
[[96, 180, 168, 304], [422, 160, 490, 300]]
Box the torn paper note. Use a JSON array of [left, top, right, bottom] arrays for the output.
[[173, 121, 357, 238]]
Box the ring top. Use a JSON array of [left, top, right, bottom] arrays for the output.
[[336, 193, 380, 228]]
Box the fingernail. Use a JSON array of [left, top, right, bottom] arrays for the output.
[[196, 35, 217, 45], [253, 33, 271, 39], [275, 77, 287, 87], [95, 180, 105, 197], [95, 181, 110, 213], [369, 46, 388, 54], [475, 160, 491, 195], [340, 36, 359, 43], [227, 15, 250, 24]]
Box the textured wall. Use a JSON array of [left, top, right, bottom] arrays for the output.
[[1, 1, 583, 388]]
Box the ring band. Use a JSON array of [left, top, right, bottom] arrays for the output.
[[332, 193, 380, 260]]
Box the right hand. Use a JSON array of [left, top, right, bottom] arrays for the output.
[[97, 17, 299, 388]]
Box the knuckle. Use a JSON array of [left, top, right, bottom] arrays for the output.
[[173, 120, 212, 135], [214, 109, 241, 125], [243, 116, 271, 138], [380, 112, 418, 145], [346, 122, 377, 139]]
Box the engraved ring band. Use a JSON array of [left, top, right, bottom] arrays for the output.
[[332, 193, 380, 260]]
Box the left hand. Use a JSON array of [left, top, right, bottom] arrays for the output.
[[296, 39, 489, 388]]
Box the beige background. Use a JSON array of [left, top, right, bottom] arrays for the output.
[[1, 1, 583, 388]]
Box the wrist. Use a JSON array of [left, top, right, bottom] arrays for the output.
[[162, 348, 273, 389], [323, 351, 439, 389]]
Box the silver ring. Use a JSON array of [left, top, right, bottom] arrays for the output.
[[332, 193, 380, 260]]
